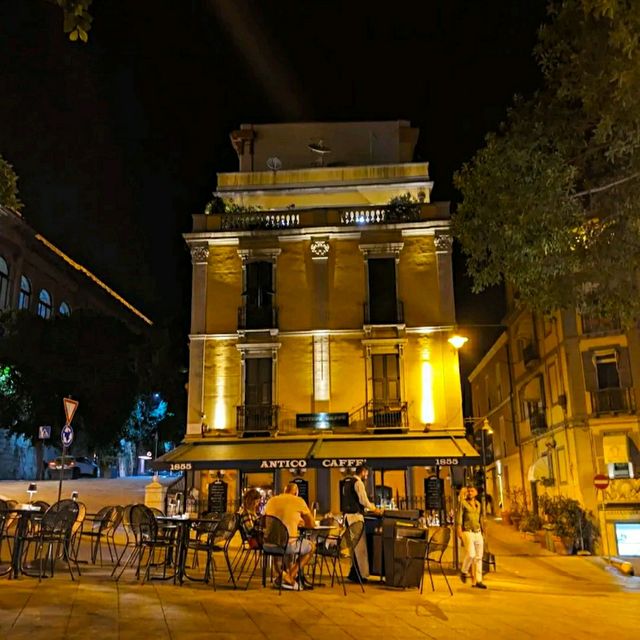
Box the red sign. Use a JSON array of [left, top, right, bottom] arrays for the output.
[[594, 474, 610, 490]]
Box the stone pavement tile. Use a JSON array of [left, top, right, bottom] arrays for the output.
[[119, 603, 166, 620], [305, 623, 354, 640]]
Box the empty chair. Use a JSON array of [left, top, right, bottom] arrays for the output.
[[81, 506, 119, 565], [421, 526, 452, 595], [21, 499, 80, 581]]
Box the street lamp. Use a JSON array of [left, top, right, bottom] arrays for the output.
[[448, 334, 469, 350]]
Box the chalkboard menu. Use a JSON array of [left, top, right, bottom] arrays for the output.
[[292, 477, 309, 504], [424, 476, 444, 511], [208, 480, 228, 514]]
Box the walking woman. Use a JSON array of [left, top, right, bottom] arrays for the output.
[[457, 486, 487, 589]]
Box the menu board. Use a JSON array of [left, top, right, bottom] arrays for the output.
[[208, 480, 228, 514], [424, 476, 444, 511], [292, 477, 309, 504]]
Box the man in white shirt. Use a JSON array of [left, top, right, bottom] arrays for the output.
[[341, 465, 382, 581], [264, 482, 315, 589]]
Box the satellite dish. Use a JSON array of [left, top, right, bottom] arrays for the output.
[[308, 139, 332, 166], [267, 156, 282, 171]]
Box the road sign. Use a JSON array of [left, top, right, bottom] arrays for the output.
[[594, 474, 610, 490], [38, 425, 51, 439], [61, 424, 74, 447], [63, 397, 79, 425]]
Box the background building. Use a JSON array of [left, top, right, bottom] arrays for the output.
[[159, 121, 479, 515], [469, 290, 640, 556], [0, 204, 151, 479]]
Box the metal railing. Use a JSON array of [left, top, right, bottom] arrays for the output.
[[529, 411, 548, 435], [236, 404, 279, 433], [581, 315, 622, 334], [591, 387, 634, 414], [237, 305, 278, 330], [367, 401, 408, 430], [363, 300, 404, 325]]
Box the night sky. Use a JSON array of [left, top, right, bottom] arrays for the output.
[[0, 1, 546, 348]]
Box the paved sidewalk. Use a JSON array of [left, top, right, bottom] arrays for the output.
[[1, 518, 639, 640]]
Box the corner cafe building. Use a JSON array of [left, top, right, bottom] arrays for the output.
[[153, 434, 481, 515]]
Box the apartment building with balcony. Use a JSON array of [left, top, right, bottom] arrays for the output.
[[469, 294, 640, 556], [157, 121, 479, 514]]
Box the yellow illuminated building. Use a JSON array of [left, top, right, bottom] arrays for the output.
[[469, 298, 640, 557], [161, 121, 478, 514]]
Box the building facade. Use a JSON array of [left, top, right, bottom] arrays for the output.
[[469, 298, 640, 556], [0, 204, 151, 479], [162, 121, 478, 515]]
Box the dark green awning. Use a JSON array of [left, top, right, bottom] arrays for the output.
[[151, 434, 480, 472]]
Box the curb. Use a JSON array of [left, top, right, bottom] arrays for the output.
[[607, 556, 635, 576]]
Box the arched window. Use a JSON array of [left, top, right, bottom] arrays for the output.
[[0, 256, 9, 310], [37, 289, 52, 319], [59, 301, 71, 316], [18, 275, 31, 310]]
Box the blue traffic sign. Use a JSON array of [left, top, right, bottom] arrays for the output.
[[61, 424, 74, 447]]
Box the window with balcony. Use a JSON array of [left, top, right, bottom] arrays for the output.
[[0, 256, 9, 310], [18, 275, 31, 310], [239, 261, 276, 330], [520, 375, 547, 435], [583, 348, 633, 414], [239, 357, 276, 433], [366, 258, 402, 324], [581, 314, 622, 335], [370, 353, 407, 429]]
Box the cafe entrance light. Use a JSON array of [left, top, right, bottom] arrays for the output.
[[448, 334, 469, 350]]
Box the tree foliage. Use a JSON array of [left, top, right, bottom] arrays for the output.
[[50, 0, 93, 43], [0, 154, 24, 212], [0, 310, 139, 452], [453, 0, 640, 324]]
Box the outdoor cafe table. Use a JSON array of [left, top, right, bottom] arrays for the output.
[[156, 514, 218, 586], [0, 505, 42, 579]]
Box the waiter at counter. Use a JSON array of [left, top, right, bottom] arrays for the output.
[[342, 465, 382, 582]]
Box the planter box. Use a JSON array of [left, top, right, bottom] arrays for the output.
[[552, 535, 573, 555], [522, 531, 536, 542]]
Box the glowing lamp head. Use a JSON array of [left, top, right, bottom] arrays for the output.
[[448, 335, 469, 350], [482, 418, 493, 435]]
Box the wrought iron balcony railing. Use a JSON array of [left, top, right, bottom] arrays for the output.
[[363, 300, 404, 325], [529, 411, 548, 435], [236, 404, 279, 433], [591, 388, 634, 415], [367, 401, 409, 431], [237, 305, 278, 330]]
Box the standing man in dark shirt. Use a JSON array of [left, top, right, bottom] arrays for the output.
[[342, 465, 382, 582]]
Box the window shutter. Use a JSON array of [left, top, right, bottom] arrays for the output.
[[581, 351, 598, 392], [617, 347, 633, 388]]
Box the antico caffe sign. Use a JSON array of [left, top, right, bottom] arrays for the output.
[[260, 459, 307, 469]]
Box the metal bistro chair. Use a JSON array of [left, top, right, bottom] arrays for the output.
[[312, 524, 353, 595], [81, 506, 120, 565], [117, 504, 178, 584], [22, 500, 80, 581], [421, 526, 453, 595], [231, 519, 262, 589], [111, 504, 135, 577], [255, 515, 294, 595], [201, 512, 238, 590], [0, 501, 12, 577]]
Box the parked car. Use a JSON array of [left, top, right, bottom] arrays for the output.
[[47, 456, 99, 479]]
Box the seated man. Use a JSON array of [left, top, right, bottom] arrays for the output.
[[264, 482, 315, 589]]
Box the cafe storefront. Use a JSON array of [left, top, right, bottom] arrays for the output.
[[152, 434, 481, 517]]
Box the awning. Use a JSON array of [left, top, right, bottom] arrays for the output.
[[528, 455, 552, 482], [309, 435, 481, 469], [151, 434, 480, 472], [151, 439, 315, 471]]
